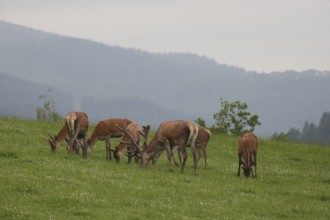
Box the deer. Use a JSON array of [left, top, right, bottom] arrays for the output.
[[121, 120, 200, 174], [237, 133, 258, 178], [46, 112, 89, 154], [151, 126, 211, 170], [82, 118, 134, 160], [195, 126, 211, 169], [113, 121, 142, 163]]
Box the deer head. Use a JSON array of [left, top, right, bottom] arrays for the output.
[[242, 165, 252, 177], [115, 124, 150, 164], [46, 135, 59, 153]]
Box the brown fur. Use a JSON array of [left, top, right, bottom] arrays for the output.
[[153, 125, 211, 170], [83, 118, 133, 160], [125, 120, 199, 174], [47, 112, 89, 154], [237, 133, 258, 178], [113, 121, 141, 163], [194, 126, 211, 169]]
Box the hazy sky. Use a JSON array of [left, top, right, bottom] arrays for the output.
[[1, 0, 329, 72]]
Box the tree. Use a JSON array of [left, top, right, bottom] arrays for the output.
[[271, 131, 290, 142], [287, 111, 330, 145], [36, 89, 62, 121], [300, 122, 317, 143], [195, 117, 206, 127], [287, 128, 301, 141], [213, 98, 261, 135], [318, 112, 330, 144]]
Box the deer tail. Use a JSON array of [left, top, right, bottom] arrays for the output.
[[187, 124, 198, 147], [65, 112, 77, 137]]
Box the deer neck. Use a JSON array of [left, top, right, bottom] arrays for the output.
[[56, 124, 68, 143], [87, 131, 100, 148]]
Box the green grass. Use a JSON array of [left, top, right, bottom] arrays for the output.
[[0, 118, 329, 219]]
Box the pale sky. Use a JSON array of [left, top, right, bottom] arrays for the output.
[[1, 0, 329, 72]]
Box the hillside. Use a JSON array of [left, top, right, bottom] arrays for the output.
[[0, 74, 73, 118], [0, 118, 329, 219], [1, 20, 330, 135]]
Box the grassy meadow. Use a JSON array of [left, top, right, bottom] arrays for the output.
[[0, 118, 329, 219]]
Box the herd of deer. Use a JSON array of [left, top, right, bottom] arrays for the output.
[[46, 111, 258, 177]]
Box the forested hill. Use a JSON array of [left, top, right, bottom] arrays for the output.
[[1, 20, 330, 136]]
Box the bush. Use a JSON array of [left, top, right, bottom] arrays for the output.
[[36, 89, 62, 121]]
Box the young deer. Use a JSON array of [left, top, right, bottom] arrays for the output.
[[122, 120, 200, 174], [237, 133, 258, 178], [195, 126, 211, 169], [82, 118, 134, 160], [46, 112, 89, 154]]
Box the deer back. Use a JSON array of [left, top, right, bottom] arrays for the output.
[[159, 121, 191, 145], [243, 133, 258, 152], [74, 112, 89, 134]]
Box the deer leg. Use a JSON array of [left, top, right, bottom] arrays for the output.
[[175, 150, 181, 167], [195, 147, 201, 170], [202, 147, 208, 169], [127, 145, 133, 164], [179, 146, 188, 174], [237, 154, 242, 176], [253, 150, 257, 178], [171, 145, 180, 163], [80, 136, 87, 158], [164, 142, 173, 172], [75, 137, 81, 154], [72, 139, 77, 153], [74, 138, 81, 154], [69, 137, 75, 154], [65, 136, 74, 154], [105, 137, 111, 160], [68, 127, 79, 154], [190, 145, 199, 175], [68, 142, 75, 154]]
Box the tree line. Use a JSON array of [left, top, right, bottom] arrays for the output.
[[195, 98, 260, 136], [286, 112, 330, 145], [36, 90, 261, 136], [35, 89, 329, 146]]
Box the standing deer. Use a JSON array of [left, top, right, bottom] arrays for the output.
[[46, 112, 89, 154], [122, 120, 200, 174], [82, 118, 134, 160], [237, 133, 258, 178], [185, 126, 211, 169], [152, 126, 211, 170]]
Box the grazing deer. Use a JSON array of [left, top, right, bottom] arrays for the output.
[[122, 120, 199, 174], [46, 112, 89, 154], [237, 133, 258, 178], [113, 121, 142, 163], [82, 118, 134, 160], [152, 126, 211, 169]]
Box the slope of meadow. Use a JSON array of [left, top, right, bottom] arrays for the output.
[[0, 118, 329, 219]]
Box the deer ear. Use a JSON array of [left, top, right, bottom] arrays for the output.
[[143, 125, 150, 129], [143, 125, 151, 134]]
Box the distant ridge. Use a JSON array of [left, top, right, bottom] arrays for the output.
[[1, 20, 329, 136]]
